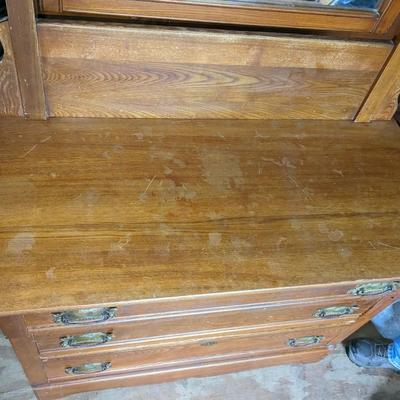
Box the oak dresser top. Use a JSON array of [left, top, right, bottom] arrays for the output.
[[1, 118, 399, 315]]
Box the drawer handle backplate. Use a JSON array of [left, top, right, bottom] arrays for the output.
[[53, 307, 117, 325], [65, 362, 111, 375], [60, 332, 113, 348], [348, 281, 399, 297], [313, 305, 358, 319], [288, 335, 324, 347]]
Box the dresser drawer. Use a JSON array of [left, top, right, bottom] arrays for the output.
[[35, 348, 330, 400], [25, 280, 394, 328], [32, 296, 375, 353], [43, 322, 344, 382]]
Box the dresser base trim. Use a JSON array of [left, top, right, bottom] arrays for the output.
[[33, 347, 328, 400]]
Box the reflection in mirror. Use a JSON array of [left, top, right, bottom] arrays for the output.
[[213, 0, 383, 12], [304, 0, 381, 10], [0, 0, 6, 19]]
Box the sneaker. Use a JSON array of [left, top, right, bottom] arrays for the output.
[[346, 338, 394, 369]]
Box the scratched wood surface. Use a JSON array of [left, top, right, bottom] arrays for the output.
[[37, 22, 392, 119], [0, 21, 23, 117], [0, 118, 400, 315]]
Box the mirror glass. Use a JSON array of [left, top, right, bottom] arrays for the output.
[[0, 0, 7, 19], [197, 0, 383, 12]]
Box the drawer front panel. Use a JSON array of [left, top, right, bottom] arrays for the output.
[[37, 21, 391, 120], [33, 297, 374, 353], [25, 280, 392, 328], [35, 349, 330, 400], [43, 323, 343, 381]]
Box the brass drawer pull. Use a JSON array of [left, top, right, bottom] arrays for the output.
[[288, 335, 324, 347], [60, 332, 113, 348], [65, 362, 111, 375], [313, 305, 358, 319], [52, 307, 117, 325], [348, 281, 399, 297]]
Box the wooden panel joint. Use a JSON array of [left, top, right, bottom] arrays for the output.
[[355, 40, 400, 122]]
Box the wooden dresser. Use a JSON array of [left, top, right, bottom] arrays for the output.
[[1, 118, 400, 399], [1, 0, 400, 399]]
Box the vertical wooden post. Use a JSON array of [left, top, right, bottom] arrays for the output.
[[355, 39, 400, 123], [5, 0, 47, 119], [0, 20, 24, 116]]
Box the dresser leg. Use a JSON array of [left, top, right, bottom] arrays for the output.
[[0, 316, 48, 389], [33, 388, 54, 400]]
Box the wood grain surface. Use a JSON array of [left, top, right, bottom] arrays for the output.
[[37, 22, 392, 119], [0, 315, 48, 385], [41, 0, 395, 35], [38, 0, 61, 13], [374, 0, 400, 34], [355, 41, 400, 122], [0, 118, 400, 315], [0, 21, 23, 117], [5, 0, 47, 119]]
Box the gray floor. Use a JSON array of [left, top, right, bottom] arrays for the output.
[[1, 329, 399, 400]]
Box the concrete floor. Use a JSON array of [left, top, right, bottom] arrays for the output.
[[1, 328, 399, 400]]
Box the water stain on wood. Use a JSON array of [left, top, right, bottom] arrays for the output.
[[6, 233, 35, 255], [200, 150, 244, 192]]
